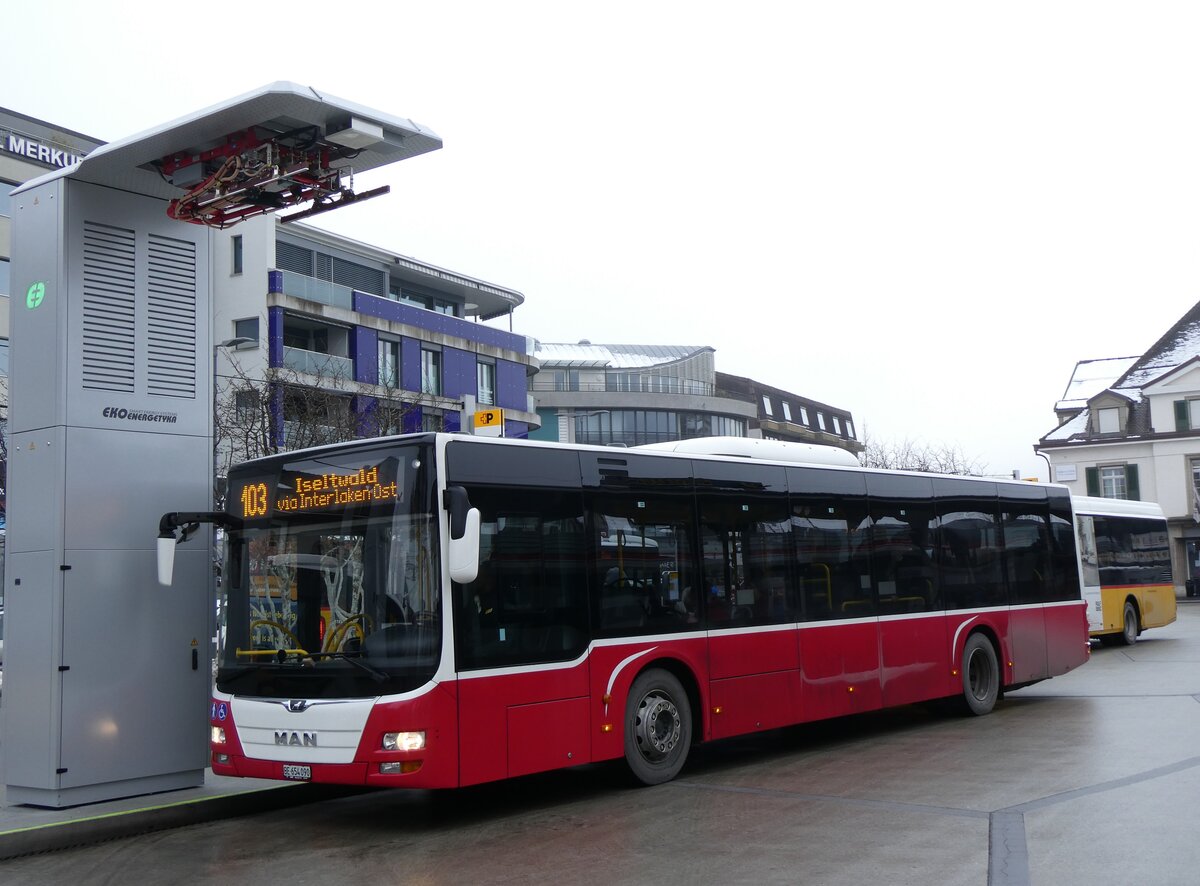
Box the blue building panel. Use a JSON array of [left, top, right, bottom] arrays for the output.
[[442, 347, 474, 400], [268, 306, 284, 367], [353, 326, 378, 385], [496, 359, 527, 411], [352, 291, 526, 353], [401, 336, 422, 393]]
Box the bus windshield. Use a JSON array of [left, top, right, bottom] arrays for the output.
[[219, 442, 441, 699]]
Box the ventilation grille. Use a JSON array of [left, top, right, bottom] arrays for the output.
[[146, 234, 197, 398], [81, 221, 136, 392]]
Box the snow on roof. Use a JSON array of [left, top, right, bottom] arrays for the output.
[[534, 342, 712, 369], [1054, 356, 1139, 411], [1043, 410, 1090, 442], [1114, 302, 1200, 390]]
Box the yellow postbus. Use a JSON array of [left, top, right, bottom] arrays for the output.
[[1073, 496, 1177, 645]]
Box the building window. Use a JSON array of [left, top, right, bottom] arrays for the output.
[[0, 257, 9, 296], [846, 420, 855, 440], [421, 348, 441, 396], [477, 361, 495, 405], [388, 282, 402, 301], [1087, 464, 1139, 501], [234, 317, 259, 345], [1100, 466, 1127, 499], [555, 369, 579, 392], [235, 389, 258, 423], [378, 339, 399, 388], [0, 179, 15, 217], [817, 412, 827, 432], [434, 300, 457, 317], [781, 402, 792, 422], [833, 416, 842, 435], [1097, 407, 1120, 434], [232, 235, 243, 275], [799, 406, 810, 425], [762, 395, 773, 416], [1173, 398, 1200, 431]]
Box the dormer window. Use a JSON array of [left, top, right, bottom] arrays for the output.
[[1097, 407, 1120, 434]]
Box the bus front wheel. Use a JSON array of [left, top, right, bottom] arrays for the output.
[[624, 668, 692, 786], [960, 634, 1000, 716]]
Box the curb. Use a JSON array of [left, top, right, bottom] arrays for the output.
[[0, 783, 366, 860]]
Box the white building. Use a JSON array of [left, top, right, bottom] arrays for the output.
[[1036, 300, 1200, 593]]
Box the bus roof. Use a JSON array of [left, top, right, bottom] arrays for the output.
[[1071, 495, 1167, 520]]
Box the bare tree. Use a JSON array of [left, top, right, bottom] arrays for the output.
[[213, 353, 441, 487], [859, 426, 987, 476]]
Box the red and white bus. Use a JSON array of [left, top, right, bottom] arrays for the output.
[[161, 433, 1090, 788]]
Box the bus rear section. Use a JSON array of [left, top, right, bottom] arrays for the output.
[[1073, 495, 1176, 646]]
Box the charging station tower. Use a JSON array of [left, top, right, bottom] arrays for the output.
[[3, 83, 440, 806]]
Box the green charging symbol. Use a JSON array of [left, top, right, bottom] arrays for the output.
[[26, 281, 46, 309]]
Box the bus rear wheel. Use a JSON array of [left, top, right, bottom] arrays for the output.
[[1118, 600, 1139, 646], [960, 633, 1000, 716], [624, 668, 692, 786]]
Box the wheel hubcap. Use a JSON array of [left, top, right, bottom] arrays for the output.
[[635, 692, 681, 761]]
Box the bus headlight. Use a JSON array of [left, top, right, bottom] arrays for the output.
[[383, 731, 425, 751], [212, 727, 226, 745]]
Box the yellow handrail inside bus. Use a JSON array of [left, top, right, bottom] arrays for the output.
[[808, 562, 831, 610], [325, 613, 373, 652], [235, 647, 310, 658], [250, 619, 302, 649]]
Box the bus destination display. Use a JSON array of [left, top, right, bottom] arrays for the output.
[[234, 465, 399, 520]]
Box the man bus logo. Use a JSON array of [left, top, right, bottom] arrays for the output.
[[26, 281, 46, 309], [275, 731, 318, 747]]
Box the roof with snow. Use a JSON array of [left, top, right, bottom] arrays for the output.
[[1115, 300, 1200, 391], [1039, 299, 1200, 447], [534, 342, 713, 369], [1054, 356, 1139, 413]]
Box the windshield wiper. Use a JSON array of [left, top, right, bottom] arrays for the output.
[[305, 651, 389, 682]]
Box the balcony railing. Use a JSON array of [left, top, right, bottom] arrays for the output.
[[276, 269, 354, 309], [282, 346, 353, 381], [529, 378, 716, 396]]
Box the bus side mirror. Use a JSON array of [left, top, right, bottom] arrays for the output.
[[157, 534, 177, 586], [444, 486, 481, 584], [448, 508, 481, 584]]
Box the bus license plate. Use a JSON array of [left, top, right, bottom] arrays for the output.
[[282, 765, 311, 781]]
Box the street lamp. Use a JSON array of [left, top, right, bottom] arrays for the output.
[[212, 336, 256, 677]]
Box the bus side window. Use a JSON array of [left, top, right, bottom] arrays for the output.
[[453, 487, 589, 670], [589, 494, 696, 636]]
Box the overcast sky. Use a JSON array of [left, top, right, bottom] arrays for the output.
[[7, 2, 1200, 479]]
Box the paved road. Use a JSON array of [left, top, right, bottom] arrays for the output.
[[5, 606, 1200, 885]]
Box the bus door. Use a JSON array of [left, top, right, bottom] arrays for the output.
[[695, 460, 799, 738], [1076, 514, 1103, 633], [1001, 488, 1051, 684], [871, 474, 944, 708], [447, 444, 592, 786], [789, 467, 882, 720]]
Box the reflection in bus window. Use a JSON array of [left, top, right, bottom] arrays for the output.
[[453, 488, 589, 670], [699, 495, 794, 626], [589, 495, 696, 636]]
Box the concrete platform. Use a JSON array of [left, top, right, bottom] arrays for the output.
[[0, 752, 363, 860]]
